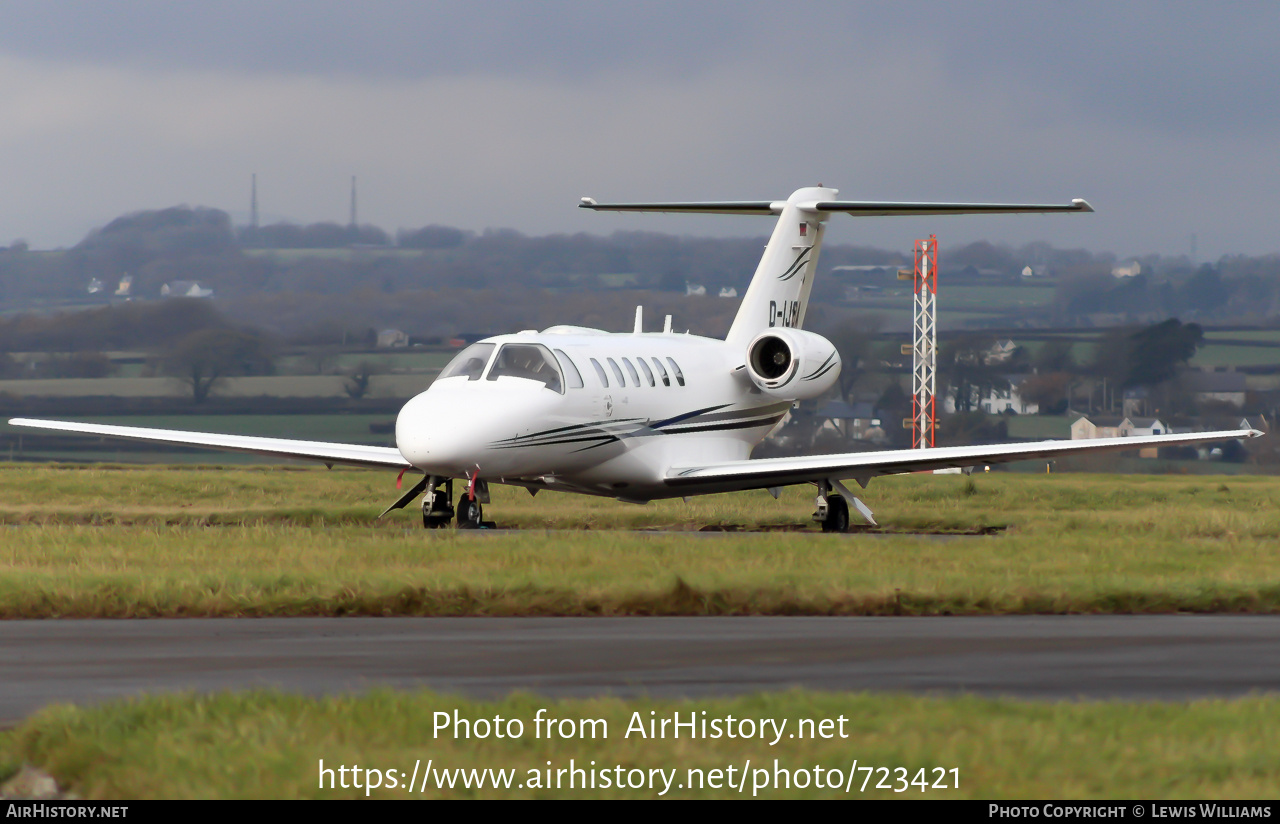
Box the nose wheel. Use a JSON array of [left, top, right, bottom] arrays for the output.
[[456, 495, 483, 528]]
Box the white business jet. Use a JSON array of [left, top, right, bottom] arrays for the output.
[[9, 187, 1261, 531]]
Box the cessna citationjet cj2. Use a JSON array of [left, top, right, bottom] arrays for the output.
[[9, 187, 1261, 531]]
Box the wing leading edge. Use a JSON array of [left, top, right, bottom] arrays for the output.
[[7, 418, 410, 469], [666, 429, 1262, 495]]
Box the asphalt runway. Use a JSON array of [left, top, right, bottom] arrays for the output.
[[4, 615, 1280, 722]]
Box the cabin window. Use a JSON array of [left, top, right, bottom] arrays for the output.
[[486, 343, 563, 393], [636, 357, 655, 386], [589, 358, 609, 387], [553, 349, 584, 389], [651, 357, 670, 386], [607, 357, 626, 387], [621, 357, 641, 386], [666, 357, 685, 386], [439, 342, 495, 381]]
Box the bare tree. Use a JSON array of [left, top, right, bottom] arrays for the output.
[[343, 360, 383, 399], [167, 328, 275, 403]]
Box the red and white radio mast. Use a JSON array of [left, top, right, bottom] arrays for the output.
[[909, 235, 938, 449]]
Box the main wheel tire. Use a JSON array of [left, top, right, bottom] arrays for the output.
[[821, 495, 850, 533], [423, 512, 450, 529], [457, 495, 483, 528]]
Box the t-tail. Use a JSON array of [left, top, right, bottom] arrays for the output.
[[580, 186, 1093, 347]]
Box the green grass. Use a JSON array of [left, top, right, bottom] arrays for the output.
[[1, 466, 1279, 618], [4, 690, 1277, 798], [942, 284, 1057, 310], [3, 466, 1278, 800], [1191, 344, 1280, 368], [275, 351, 454, 374], [1202, 330, 1280, 343], [1005, 415, 1073, 439]]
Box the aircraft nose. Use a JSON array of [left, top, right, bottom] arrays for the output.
[[396, 392, 470, 471], [396, 387, 552, 474]]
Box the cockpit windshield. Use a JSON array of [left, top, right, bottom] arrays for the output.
[[486, 343, 563, 393], [439, 342, 495, 381]]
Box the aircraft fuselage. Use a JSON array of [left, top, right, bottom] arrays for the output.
[[394, 328, 789, 500]]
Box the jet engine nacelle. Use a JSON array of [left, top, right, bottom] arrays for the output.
[[744, 328, 841, 400]]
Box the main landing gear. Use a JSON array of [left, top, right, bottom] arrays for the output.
[[421, 477, 454, 529], [813, 478, 877, 533]]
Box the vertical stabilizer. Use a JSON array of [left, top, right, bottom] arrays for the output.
[[724, 187, 836, 348]]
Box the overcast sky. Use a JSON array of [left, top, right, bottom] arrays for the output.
[[2, 1, 1277, 258]]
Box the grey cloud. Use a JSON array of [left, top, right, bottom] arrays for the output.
[[0, 2, 1277, 258]]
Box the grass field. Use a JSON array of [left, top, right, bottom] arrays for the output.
[[1202, 330, 1280, 344], [942, 284, 1057, 310], [3, 466, 1279, 799], [1, 465, 1278, 618], [275, 351, 455, 374], [1190, 344, 1280, 368], [4, 690, 1277, 799]]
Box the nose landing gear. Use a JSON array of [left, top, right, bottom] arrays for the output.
[[456, 494, 483, 528], [453, 475, 491, 529]]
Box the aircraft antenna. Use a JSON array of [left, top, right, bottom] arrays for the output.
[[909, 235, 938, 449]]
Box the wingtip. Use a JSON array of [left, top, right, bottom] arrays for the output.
[[1249, 428, 1266, 438], [579, 197, 598, 209], [1072, 198, 1095, 213]]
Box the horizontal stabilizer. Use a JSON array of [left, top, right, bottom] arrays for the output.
[[811, 199, 1093, 216], [580, 198, 781, 215], [7, 418, 410, 469], [580, 196, 1093, 218]]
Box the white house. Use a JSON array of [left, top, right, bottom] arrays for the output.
[[1111, 260, 1142, 278], [1071, 415, 1169, 458], [377, 329, 410, 348], [160, 281, 213, 298], [944, 377, 1039, 415]]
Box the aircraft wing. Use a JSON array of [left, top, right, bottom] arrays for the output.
[[665, 429, 1261, 495], [7, 418, 410, 469]]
